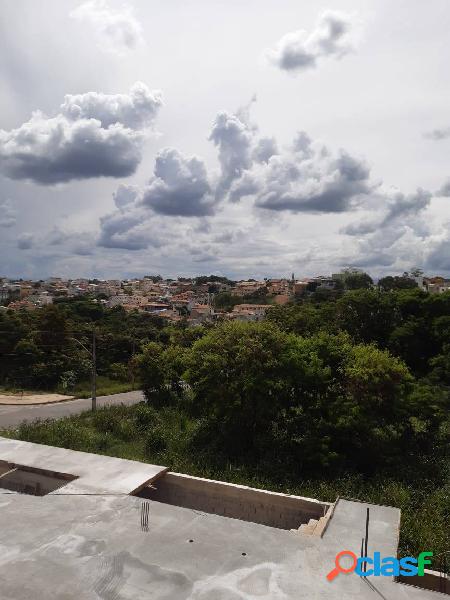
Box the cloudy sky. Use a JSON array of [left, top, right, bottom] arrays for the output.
[[1, 0, 450, 280]]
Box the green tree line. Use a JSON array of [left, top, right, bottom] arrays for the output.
[[0, 299, 165, 391]]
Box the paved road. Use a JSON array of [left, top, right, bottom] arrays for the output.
[[0, 391, 144, 429]]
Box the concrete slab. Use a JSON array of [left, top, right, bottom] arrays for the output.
[[0, 438, 442, 598], [0, 492, 441, 599], [0, 436, 167, 494]]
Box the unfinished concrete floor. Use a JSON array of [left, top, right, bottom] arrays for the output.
[[0, 437, 167, 494], [0, 437, 442, 599]]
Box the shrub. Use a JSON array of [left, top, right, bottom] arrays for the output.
[[108, 362, 130, 382], [144, 429, 167, 456], [133, 403, 160, 431]]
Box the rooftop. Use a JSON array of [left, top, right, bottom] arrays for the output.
[[0, 436, 444, 599], [0, 437, 166, 495]]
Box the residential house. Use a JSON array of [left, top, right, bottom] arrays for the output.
[[229, 304, 270, 321]]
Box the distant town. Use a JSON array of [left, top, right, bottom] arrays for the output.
[[1, 269, 449, 326]]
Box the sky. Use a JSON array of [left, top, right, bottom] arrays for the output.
[[0, 0, 449, 280]]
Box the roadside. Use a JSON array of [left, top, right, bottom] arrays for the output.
[[0, 390, 144, 429], [0, 377, 136, 403], [0, 392, 74, 406], [59, 376, 136, 399]]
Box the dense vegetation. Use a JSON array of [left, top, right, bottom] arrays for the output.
[[1, 286, 449, 565], [0, 299, 166, 392]]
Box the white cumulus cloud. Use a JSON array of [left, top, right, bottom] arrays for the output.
[[70, 0, 144, 56], [0, 83, 162, 184]]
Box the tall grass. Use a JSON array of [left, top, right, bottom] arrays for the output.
[[1, 377, 136, 398], [56, 376, 137, 398]]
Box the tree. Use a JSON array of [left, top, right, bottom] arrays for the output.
[[214, 292, 236, 311], [344, 344, 413, 409], [388, 318, 435, 374], [181, 321, 417, 473], [276, 337, 416, 473], [378, 276, 418, 291], [336, 289, 396, 346], [145, 275, 163, 282], [404, 381, 450, 472], [344, 272, 373, 290], [135, 342, 186, 408], [54, 297, 104, 321], [428, 345, 450, 387], [267, 304, 319, 335], [9, 339, 42, 388], [183, 321, 305, 454], [34, 305, 69, 350], [266, 302, 339, 336], [195, 275, 235, 286], [406, 268, 424, 278], [239, 291, 270, 305], [337, 344, 414, 470], [0, 312, 26, 357], [135, 343, 167, 407], [164, 324, 205, 348]]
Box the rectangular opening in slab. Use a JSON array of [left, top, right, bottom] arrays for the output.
[[0, 460, 77, 496], [134, 471, 330, 531]]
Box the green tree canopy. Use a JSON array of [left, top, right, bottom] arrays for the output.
[[343, 271, 373, 290], [183, 321, 315, 453], [378, 275, 418, 291], [336, 289, 396, 346]]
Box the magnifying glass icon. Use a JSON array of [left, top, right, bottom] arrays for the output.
[[327, 550, 358, 581]]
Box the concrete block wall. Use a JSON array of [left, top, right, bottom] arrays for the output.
[[0, 460, 14, 476], [398, 570, 450, 595], [138, 472, 330, 530]]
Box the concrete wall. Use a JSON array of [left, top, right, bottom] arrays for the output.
[[138, 472, 330, 530], [0, 460, 14, 476], [398, 569, 449, 595]]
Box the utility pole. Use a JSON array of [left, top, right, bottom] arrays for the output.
[[131, 335, 136, 391], [92, 327, 97, 411], [70, 331, 97, 411]]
